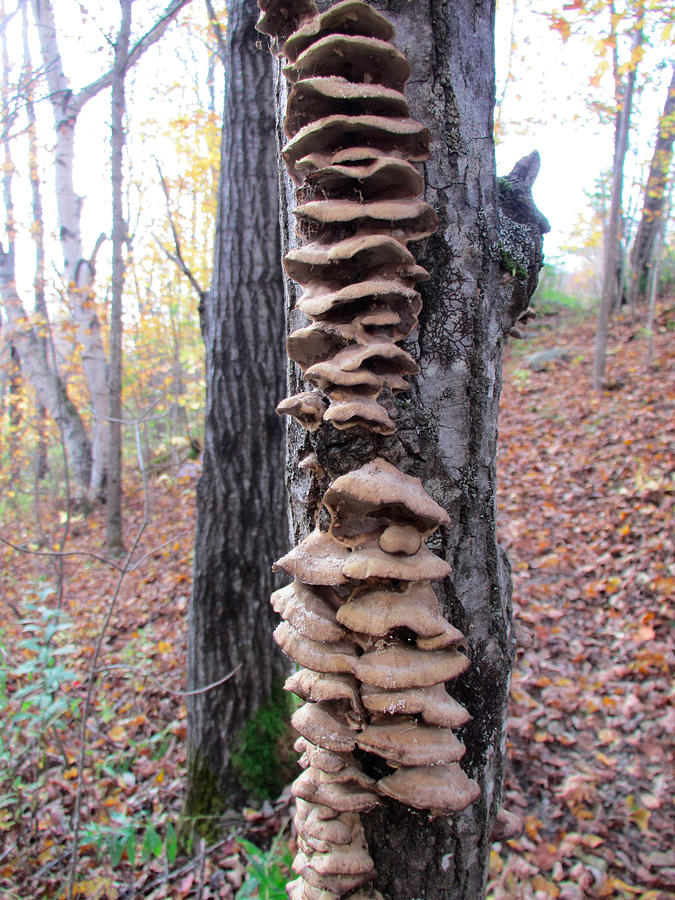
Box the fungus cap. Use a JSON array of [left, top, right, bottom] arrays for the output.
[[294, 199, 438, 243], [283, 116, 431, 184], [274, 529, 350, 585], [291, 702, 358, 752], [299, 155, 422, 202], [324, 459, 450, 544], [377, 763, 480, 813], [360, 682, 471, 728], [358, 717, 466, 766], [295, 737, 353, 773], [343, 541, 452, 582], [295, 803, 361, 845], [283, 233, 415, 283], [277, 391, 327, 431], [490, 808, 524, 842], [292, 769, 379, 812], [271, 581, 345, 642], [285, 77, 408, 136], [285, 34, 411, 93], [283, 0, 394, 62], [355, 644, 469, 689], [336, 582, 464, 644], [274, 622, 356, 674], [286, 669, 363, 718]]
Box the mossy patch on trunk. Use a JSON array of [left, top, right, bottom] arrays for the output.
[[230, 680, 299, 801]]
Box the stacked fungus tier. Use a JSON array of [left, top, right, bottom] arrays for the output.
[[256, 2, 480, 898]]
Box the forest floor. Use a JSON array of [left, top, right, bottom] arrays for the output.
[[0, 302, 673, 900]]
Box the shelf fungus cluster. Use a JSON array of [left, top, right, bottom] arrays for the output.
[[256, 1, 480, 897], [265, 0, 438, 436], [271, 459, 479, 898]]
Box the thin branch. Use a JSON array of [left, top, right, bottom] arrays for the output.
[[73, 0, 195, 112], [154, 160, 205, 300], [0, 530, 192, 575], [93, 662, 242, 698], [66, 419, 150, 900], [204, 0, 226, 65], [0, 535, 124, 571]]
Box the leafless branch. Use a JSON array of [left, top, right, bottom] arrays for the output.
[[73, 0, 195, 112], [154, 160, 206, 300], [204, 0, 226, 65], [66, 419, 150, 900], [93, 662, 242, 698]]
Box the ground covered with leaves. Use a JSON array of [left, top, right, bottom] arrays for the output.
[[0, 304, 672, 899]]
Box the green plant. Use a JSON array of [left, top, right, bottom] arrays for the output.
[[230, 681, 299, 801], [235, 832, 294, 900], [85, 814, 179, 870], [0, 594, 81, 825]]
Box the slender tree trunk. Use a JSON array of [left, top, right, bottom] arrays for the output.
[[593, 28, 641, 390], [8, 343, 21, 488], [0, 8, 92, 491], [23, 1, 49, 482], [30, 0, 193, 500], [628, 66, 675, 308], [645, 183, 671, 366], [186, 0, 289, 823], [105, 0, 132, 553], [31, 0, 110, 498], [268, 0, 547, 895]]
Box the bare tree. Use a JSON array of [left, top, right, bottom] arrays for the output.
[[593, 25, 642, 389], [29, 0, 194, 500], [106, 0, 133, 553]]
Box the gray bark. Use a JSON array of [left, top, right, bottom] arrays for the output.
[[628, 66, 675, 308], [106, 0, 132, 553], [593, 28, 641, 390], [186, 0, 289, 817], [270, 0, 546, 896]]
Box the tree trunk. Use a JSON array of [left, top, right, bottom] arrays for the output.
[[31, 0, 111, 499], [30, 0, 193, 500], [24, 0, 50, 483], [0, 12, 92, 493], [628, 65, 675, 308], [185, 0, 290, 825], [265, 0, 547, 896], [593, 28, 641, 390], [105, 0, 132, 554]]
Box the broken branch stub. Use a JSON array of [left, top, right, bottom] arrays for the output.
[[256, 2, 480, 897]]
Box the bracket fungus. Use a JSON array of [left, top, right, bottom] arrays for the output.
[[256, 2, 481, 896]]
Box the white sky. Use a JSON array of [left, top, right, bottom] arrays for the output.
[[494, 0, 674, 266], [3, 0, 673, 297]]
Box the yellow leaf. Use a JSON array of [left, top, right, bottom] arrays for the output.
[[610, 878, 643, 894], [155, 770, 165, 784], [157, 640, 172, 654], [630, 807, 651, 833], [108, 724, 127, 744]]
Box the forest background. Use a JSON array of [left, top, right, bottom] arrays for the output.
[[0, 0, 672, 898]]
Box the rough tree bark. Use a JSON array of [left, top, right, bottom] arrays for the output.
[[628, 65, 675, 308], [186, 0, 289, 823], [267, 0, 547, 896]]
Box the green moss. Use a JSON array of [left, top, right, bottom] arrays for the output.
[[180, 749, 226, 847], [230, 681, 299, 801], [497, 175, 512, 193], [499, 245, 527, 281]]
